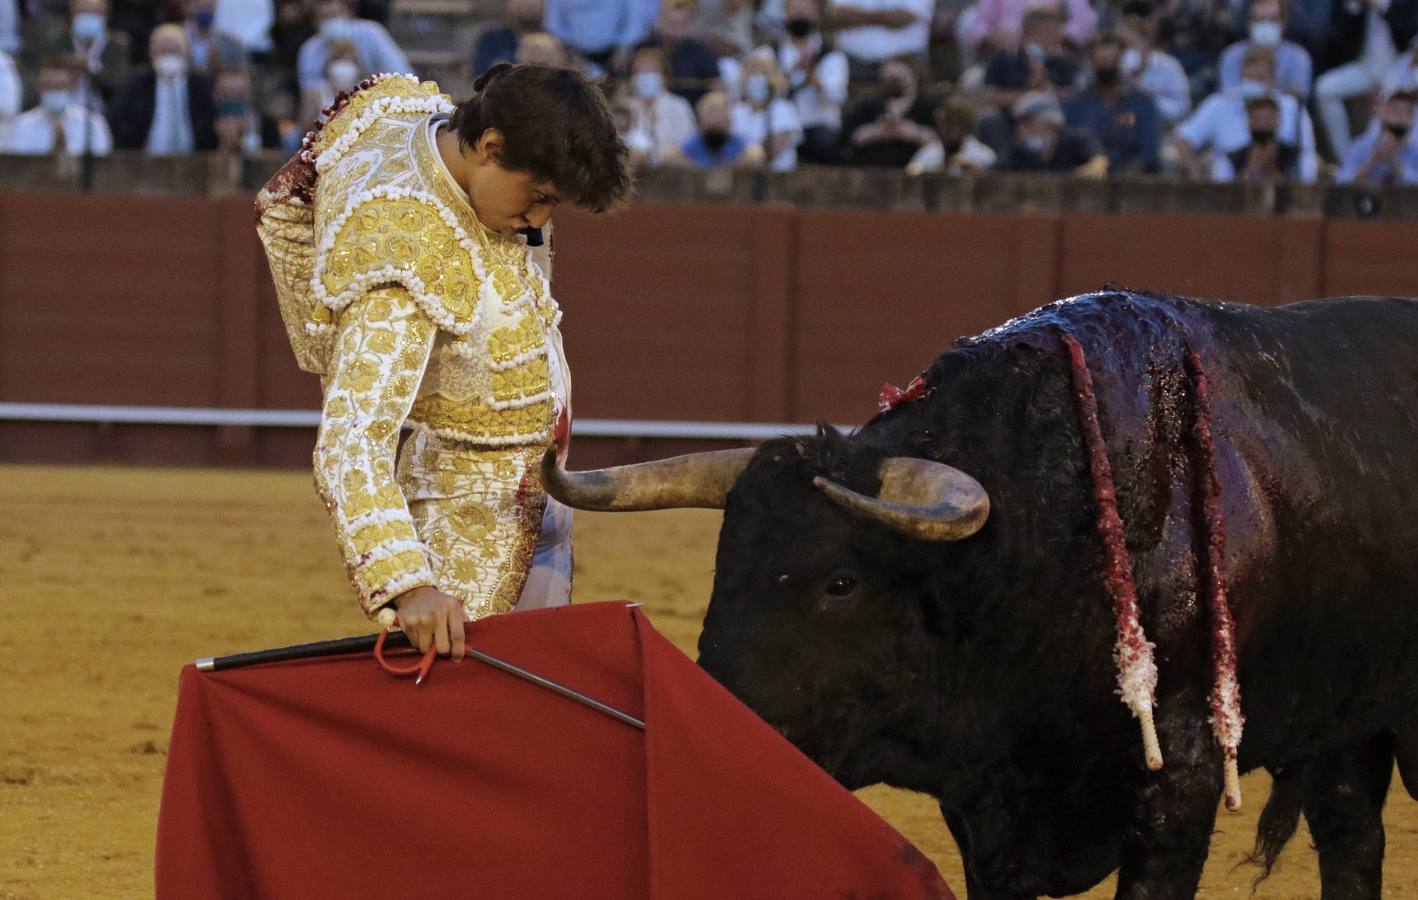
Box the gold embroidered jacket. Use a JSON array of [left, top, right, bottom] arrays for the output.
[[262, 74, 566, 620]]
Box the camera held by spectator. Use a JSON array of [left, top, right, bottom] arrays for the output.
[[841, 54, 938, 167]]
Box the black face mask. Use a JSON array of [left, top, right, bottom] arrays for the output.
[[883, 80, 909, 99], [703, 128, 729, 152], [1250, 128, 1276, 144], [785, 18, 815, 38], [1094, 67, 1120, 87], [1385, 123, 1411, 140]]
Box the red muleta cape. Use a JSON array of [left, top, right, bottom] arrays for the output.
[[156, 601, 955, 899]]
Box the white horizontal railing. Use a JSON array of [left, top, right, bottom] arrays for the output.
[[0, 402, 839, 441]]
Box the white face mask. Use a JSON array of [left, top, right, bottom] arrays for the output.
[[1121, 47, 1143, 76], [41, 89, 70, 115], [1250, 20, 1282, 47], [1238, 78, 1269, 98], [327, 59, 361, 91], [71, 11, 105, 41], [1023, 133, 1049, 153], [633, 71, 663, 99], [154, 54, 188, 79]]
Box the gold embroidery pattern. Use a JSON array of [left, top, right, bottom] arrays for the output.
[[488, 313, 544, 365], [322, 196, 477, 324], [491, 358, 550, 403], [315, 286, 439, 615], [312, 74, 448, 159], [398, 434, 547, 618], [408, 394, 553, 442]]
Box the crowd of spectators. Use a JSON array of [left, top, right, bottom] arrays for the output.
[[1, 0, 1415, 191]]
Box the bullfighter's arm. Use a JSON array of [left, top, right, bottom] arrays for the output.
[[313, 285, 438, 619]]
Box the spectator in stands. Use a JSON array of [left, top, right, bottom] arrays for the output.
[[107, 23, 218, 154], [1336, 89, 1418, 185], [1315, 0, 1403, 160], [544, 0, 657, 75], [182, 0, 246, 74], [296, 0, 409, 93], [299, 37, 359, 124], [612, 97, 653, 166], [905, 93, 997, 173], [642, 0, 721, 106], [1385, 35, 1418, 93], [828, 0, 934, 82], [840, 53, 937, 166], [997, 88, 1108, 172], [696, 0, 755, 58], [1217, 0, 1312, 98], [471, 0, 542, 76], [516, 31, 566, 66], [628, 47, 698, 164], [0, 0, 16, 56], [667, 88, 764, 167], [1173, 46, 1318, 181], [1117, 0, 1189, 126], [771, 0, 849, 164], [22, 0, 132, 106], [1209, 94, 1302, 180], [213, 66, 263, 154], [980, 6, 1081, 112], [967, 0, 1096, 54], [3, 58, 112, 154], [214, 0, 275, 60], [731, 48, 803, 170], [1064, 31, 1160, 172], [0, 48, 18, 136]]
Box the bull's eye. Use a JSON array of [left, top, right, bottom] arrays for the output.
[[825, 575, 857, 598]]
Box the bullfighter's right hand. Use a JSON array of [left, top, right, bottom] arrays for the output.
[[393, 586, 467, 661]]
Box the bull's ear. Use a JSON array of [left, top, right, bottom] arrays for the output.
[[813, 457, 989, 542]]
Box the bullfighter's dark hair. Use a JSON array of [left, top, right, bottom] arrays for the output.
[[449, 63, 632, 214]]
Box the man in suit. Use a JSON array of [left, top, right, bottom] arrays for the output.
[[107, 23, 217, 154]]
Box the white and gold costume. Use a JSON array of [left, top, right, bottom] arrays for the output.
[[256, 74, 570, 621]]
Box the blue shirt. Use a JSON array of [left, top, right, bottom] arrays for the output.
[[681, 132, 749, 169], [1218, 40, 1314, 99], [297, 19, 412, 92], [1063, 87, 1161, 173], [1336, 123, 1418, 185], [545, 0, 658, 55]]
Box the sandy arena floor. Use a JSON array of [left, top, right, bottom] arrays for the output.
[[3, 464, 1417, 898]]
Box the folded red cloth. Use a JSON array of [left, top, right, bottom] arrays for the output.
[[156, 601, 954, 899]]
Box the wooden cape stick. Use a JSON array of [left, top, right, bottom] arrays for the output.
[[195, 633, 646, 730]]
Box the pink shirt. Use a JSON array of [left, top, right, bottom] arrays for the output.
[[967, 0, 1096, 48]]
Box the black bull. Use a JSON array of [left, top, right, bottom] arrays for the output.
[[547, 291, 1418, 898]]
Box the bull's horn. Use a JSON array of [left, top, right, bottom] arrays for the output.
[[541, 447, 755, 511], [813, 457, 989, 542]]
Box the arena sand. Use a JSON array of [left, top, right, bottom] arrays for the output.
[[4, 464, 1417, 899]]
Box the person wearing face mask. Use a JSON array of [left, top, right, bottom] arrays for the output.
[[997, 88, 1108, 173], [640, 0, 720, 107], [1174, 45, 1318, 181], [626, 47, 697, 165], [299, 39, 361, 125], [1313, 0, 1405, 160], [21, 0, 132, 106], [1217, 0, 1313, 99], [3, 59, 112, 155], [107, 23, 217, 155], [1116, 0, 1189, 126], [1210, 94, 1301, 181], [668, 88, 765, 168], [730, 50, 803, 170], [182, 0, 247, 74], [841, 53, 939, 166], [296, 0, 410, 94], [979, 6, 1081, 119], [1063, 31, 1160, 173], [1337, 88, 1418, 185], [257, 63, 632, 656], [768, 0, 849, 163]]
